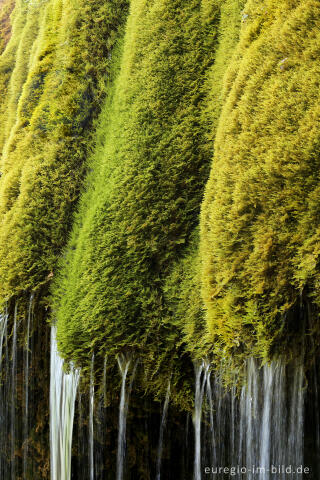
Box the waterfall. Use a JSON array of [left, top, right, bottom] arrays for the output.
[[288, 363, 304, 476], [238, 385, 246, 467], [0, 308, 9, 478], [259, 364, 274, 479], [244, 358, 259, 477], [186, 413, 190, 453], [214, 368, 227, 467], [95, 355, 107, 479], [95, 395, 105, 479], [193, 361, 209, 480], [11, 303, 18, 480], [193, 362, 203, 480], [103, 355, 107, 405], [0, 308, 8, 370], [270, 362, 286, 479], [205, 371, 216, 467], [77, 388, 84, 479], [239, 358, 305, 478], [155, 380, 171, 480], [116, 357, 130, 480], [89, 355, 95, 480], [313, 359, 320, 449], [116, 355, 137, 480], [50, 327, 80, 480], [230, 385, 236, 461], [23, 293, 34, 478], [192, 357, 306, 480], [0, 306, 308, 480]]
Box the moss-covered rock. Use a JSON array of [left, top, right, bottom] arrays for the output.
[[0, 0, 14, 54], [201, 0, 320, 363], [0, 0, 128, 302], [53, 0, 225, 402]]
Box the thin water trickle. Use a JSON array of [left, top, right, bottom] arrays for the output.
[[0, 309, 8, 371], [245, 358, 259, 478], [95, 355, 108, 479], [259, 365, 274, 480], [11, 303, 18, 480], [193, 362, 203, 480], [0, 308, 9, 478], [116, 355, 137, 480], [238, 385, 246, 468], [89, 354, 95, 480], [193, 361, 209, 480], [155, 380, 171, 480], [77, 387, 84, 480], [103, 355, 107, 406], [230, 385, 236, 461], [313, 359, 320, 450], [23, 293, 34, 478], [205, 370, 216, 467], [288, 363, 304, 478]]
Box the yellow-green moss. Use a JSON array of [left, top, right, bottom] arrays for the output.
[[0, 0, 14, 54], [0, 0, 128, 301], [201, 0, 320, 363], [52, 0, 224, 404]]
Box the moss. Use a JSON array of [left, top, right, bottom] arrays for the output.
[[0, 0, 129, 302], [52, 0, 223, 403], [201, 0, 320, 364], [0, 0, 15, 54], [161, 0, 245, 365], [2, 0, 316, 409]]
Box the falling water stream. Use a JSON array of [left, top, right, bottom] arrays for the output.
[[116, 355, 137, 480], [50, 327, 80, 480], [0, 309, 8, 478], [89, 354, 95, 480], [205, 370, 217, 468], [259, 364, 274, 479], [0, 309, 8, 370], [23, 293, 34, 478], [11, 303, 18, 480], [116, 356, 130, 480], [155, 380, 171, 480], [241, 359, 305, 479], [196, 358, 305, 480], [193, 362, 209, 480]]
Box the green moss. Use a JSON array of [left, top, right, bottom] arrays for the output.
[[162, 0, 245, 364], [0, 0, 129, 302], [53, 0, 223, 403], [201, 0, 320, 364], [2, 0, 315, 406], [0, 0, 14, 54]]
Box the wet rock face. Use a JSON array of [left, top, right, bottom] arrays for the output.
[[1, 298, 320, 479], [0, 296, 50, 479]]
